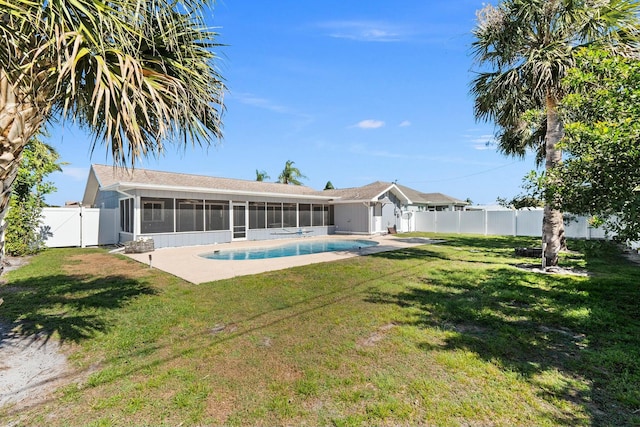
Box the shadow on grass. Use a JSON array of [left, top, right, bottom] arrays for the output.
[[0, 274, 157, 344], [366, 240, 640, 426]]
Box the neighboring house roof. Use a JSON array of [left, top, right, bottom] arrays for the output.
[[420, 192, 468, 206], [322, 181, 411, 204], [396, 184, 467, 206], [83, 164, 333, 206]]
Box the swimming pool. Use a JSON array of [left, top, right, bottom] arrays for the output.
[[200, 239, 379, 260]]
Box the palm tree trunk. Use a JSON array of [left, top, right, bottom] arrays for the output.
[[0, 70, 44, 273], [543, 95, 566, 267]]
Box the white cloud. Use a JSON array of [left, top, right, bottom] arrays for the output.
[[462, 132, 496, 150], [469, 134, 495, 144], [354, 119, 385, 129], [399, 120, 411, 127], [230, 92, 315, 131], [349, 144, 497, 166], [317, 21, 408, 42], [232, 92, 290, 114], [62, 167, 89, 181]]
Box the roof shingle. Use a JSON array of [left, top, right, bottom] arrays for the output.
[[91, 164, 324, 197]]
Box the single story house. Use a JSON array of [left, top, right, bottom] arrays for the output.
[[82, 165, 426, 248]]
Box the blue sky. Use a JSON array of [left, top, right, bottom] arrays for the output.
[[45, 0, 536, 206]]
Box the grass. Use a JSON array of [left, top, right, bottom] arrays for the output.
[[1, 234, 639, 426]]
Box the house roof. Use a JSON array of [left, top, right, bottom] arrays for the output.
[[420, 192, 468, 205], [84, 164, 333, 205], [322, 181, 411, 204], [396, 184, 467, 206], [82, 165, 462, 208]]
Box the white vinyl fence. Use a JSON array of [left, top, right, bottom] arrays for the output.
[[414, 210, 610, 239], [40, 207, 118, 248], [38, 207, 611, 249]]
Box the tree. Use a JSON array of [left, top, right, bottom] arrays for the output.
[[548, 48, 640, 240], [0, 0, 225, 270], [5, 134, 63, 256], [324, 181, 335, 190], [496, 172, 545, 210], [278, 160, 307, 185], [471, 0, 640, 266], [255, 170, 270, 182]]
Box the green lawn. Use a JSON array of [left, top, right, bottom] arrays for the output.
[[1, 234, 639, 426]]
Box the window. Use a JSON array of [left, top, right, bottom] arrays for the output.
[[119, 198, 133, 233], [143, 201, 164, 222], [328, 205, 335, 226], [267, 203, 282, 228], [323, 205, 331, 226], [283, 203, 297, 227], [249, 202, 266, 229], [205, 200, 229, 231], [141, 197, 174, 233], [177, 199, 204, 232], [299, 204, 311, 227], [312, 204, 324, 226]]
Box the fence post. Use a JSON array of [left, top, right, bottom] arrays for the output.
[[80, 205, 85, 248], [513, 210, 517, 237], [484, 210, 488, 235], [434, 211, 438, 233]]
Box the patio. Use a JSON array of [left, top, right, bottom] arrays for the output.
[[123, 234, 435, 284]]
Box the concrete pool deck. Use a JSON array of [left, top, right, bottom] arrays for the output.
[[124, 235, 438, 284]]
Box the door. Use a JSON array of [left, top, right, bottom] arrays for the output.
[[233, 203, 247, 240], [373, 203, 383, 233]]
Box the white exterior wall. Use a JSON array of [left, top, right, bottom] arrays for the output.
[[334, 203, 369, 234]]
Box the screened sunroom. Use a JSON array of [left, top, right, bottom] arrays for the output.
[[85, 164, 337, 248]]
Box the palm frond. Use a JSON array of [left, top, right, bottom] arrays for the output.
[[0, 0, 225, 166]]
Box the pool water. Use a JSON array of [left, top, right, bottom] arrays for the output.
[[200, 239, 379, 260]]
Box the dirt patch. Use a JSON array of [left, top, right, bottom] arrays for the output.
[[1, 256, 32, 280], [0, 323, 70, 410], [514, 263, 592, 277], [357, 323, 396, 348], [621, 247, 640, 265], [63, 252, 148, 278], [0, 255, 72, 413]]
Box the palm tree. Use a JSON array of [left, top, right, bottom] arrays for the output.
[[278, 160, 306, 185], [255, 170, 270, 182], [0, 0, 225, 267], [471, 0, 640, 266]]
